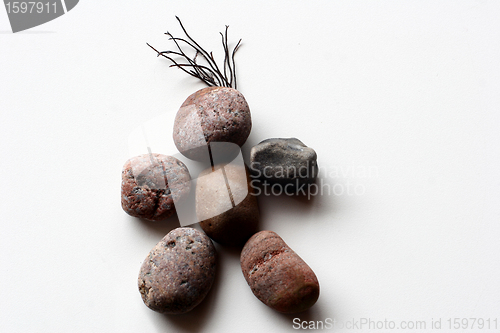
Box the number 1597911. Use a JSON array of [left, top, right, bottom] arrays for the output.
[[447, 318, 498, 330], [5, 2, 57, 14]]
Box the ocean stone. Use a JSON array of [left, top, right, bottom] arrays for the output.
[[240, 230, 320, 313], [138, 227, 216, 314], [249, 138, 318, 189], [121, 154, 191, 221], [196, 163, 259, 247], [173, 87, 252, 161]]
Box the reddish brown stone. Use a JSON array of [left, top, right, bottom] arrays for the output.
[[240, 231, 320, 313], [173, 87, 252, 160], [121, 154, 191, 221], [138, 227, 216, 314]]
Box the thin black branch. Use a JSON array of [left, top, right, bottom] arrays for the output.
[[165, 32, 221, 86], [174, 16, 227, 85], [220, 26, 233, 88], [167, 34, 223, 86], [146, 43, 209, 83], [232, 39, 242, 90], [147, 17, 242, 89], [175, 16, 227, 87]]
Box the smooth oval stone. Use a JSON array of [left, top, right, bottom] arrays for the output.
[[138, 227, 216, 314], [173, 87, 252, 161], [249, 138, 318, 189], [121, 154, 191, 221], [241, 230, 319, 313], [196, 163, 259, 247]]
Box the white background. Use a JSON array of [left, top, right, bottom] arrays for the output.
[[1, 1, 500, 332]]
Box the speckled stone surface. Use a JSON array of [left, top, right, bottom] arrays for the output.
[[249, 138, 318, 188], [138, 227, 216, 314], [121, 154, 191, 221], [241, 230, 320, 313], [196, 164, 259, 247], [173, 87, 252, 160]]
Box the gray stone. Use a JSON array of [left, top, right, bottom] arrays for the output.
[[249, 138, 318, 189], [138, 227, 216, 314]]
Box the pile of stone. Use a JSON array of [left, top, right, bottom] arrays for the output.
[[122, 86, 320, 315]]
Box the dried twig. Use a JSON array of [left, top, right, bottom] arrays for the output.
[[147, 16, 242, 89]]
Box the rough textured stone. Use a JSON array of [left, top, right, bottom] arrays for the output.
[[197, 164, 259, 247], [249, 138, 318, 189], [121, 154, 191, 221], [240, 230, 320, 313], [173, 87, 252, 160], [138, 227, 216, 314]]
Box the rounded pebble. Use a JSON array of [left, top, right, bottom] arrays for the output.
[[138, 227, 216, 314], [250, 138, 318, 189], [196, 163, 259, 246], [173, 87, 252, 160], [240, 230, 320, 313], [121, 154, 191, 221]]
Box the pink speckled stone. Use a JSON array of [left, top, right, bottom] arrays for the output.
[[121, 154, 191, 221], [173, 87, 252, 160], [241, 231, 320, 313]]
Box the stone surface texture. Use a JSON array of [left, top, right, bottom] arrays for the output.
[[138, 227, 216, 314], [197, 164, 259, 247], [240, 230, 320, 313], [121, 154, 191, 221], [173, 87, 252, 160], [250, 138, 318, 188]]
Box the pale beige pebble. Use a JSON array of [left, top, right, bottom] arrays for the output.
[[196, 163, 259, 247]]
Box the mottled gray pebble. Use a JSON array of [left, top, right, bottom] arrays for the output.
[[138, 227, 216, 314], [121, 154, 191, 221], [250, 138, 318, 189], [173, 87, 252, 160]]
